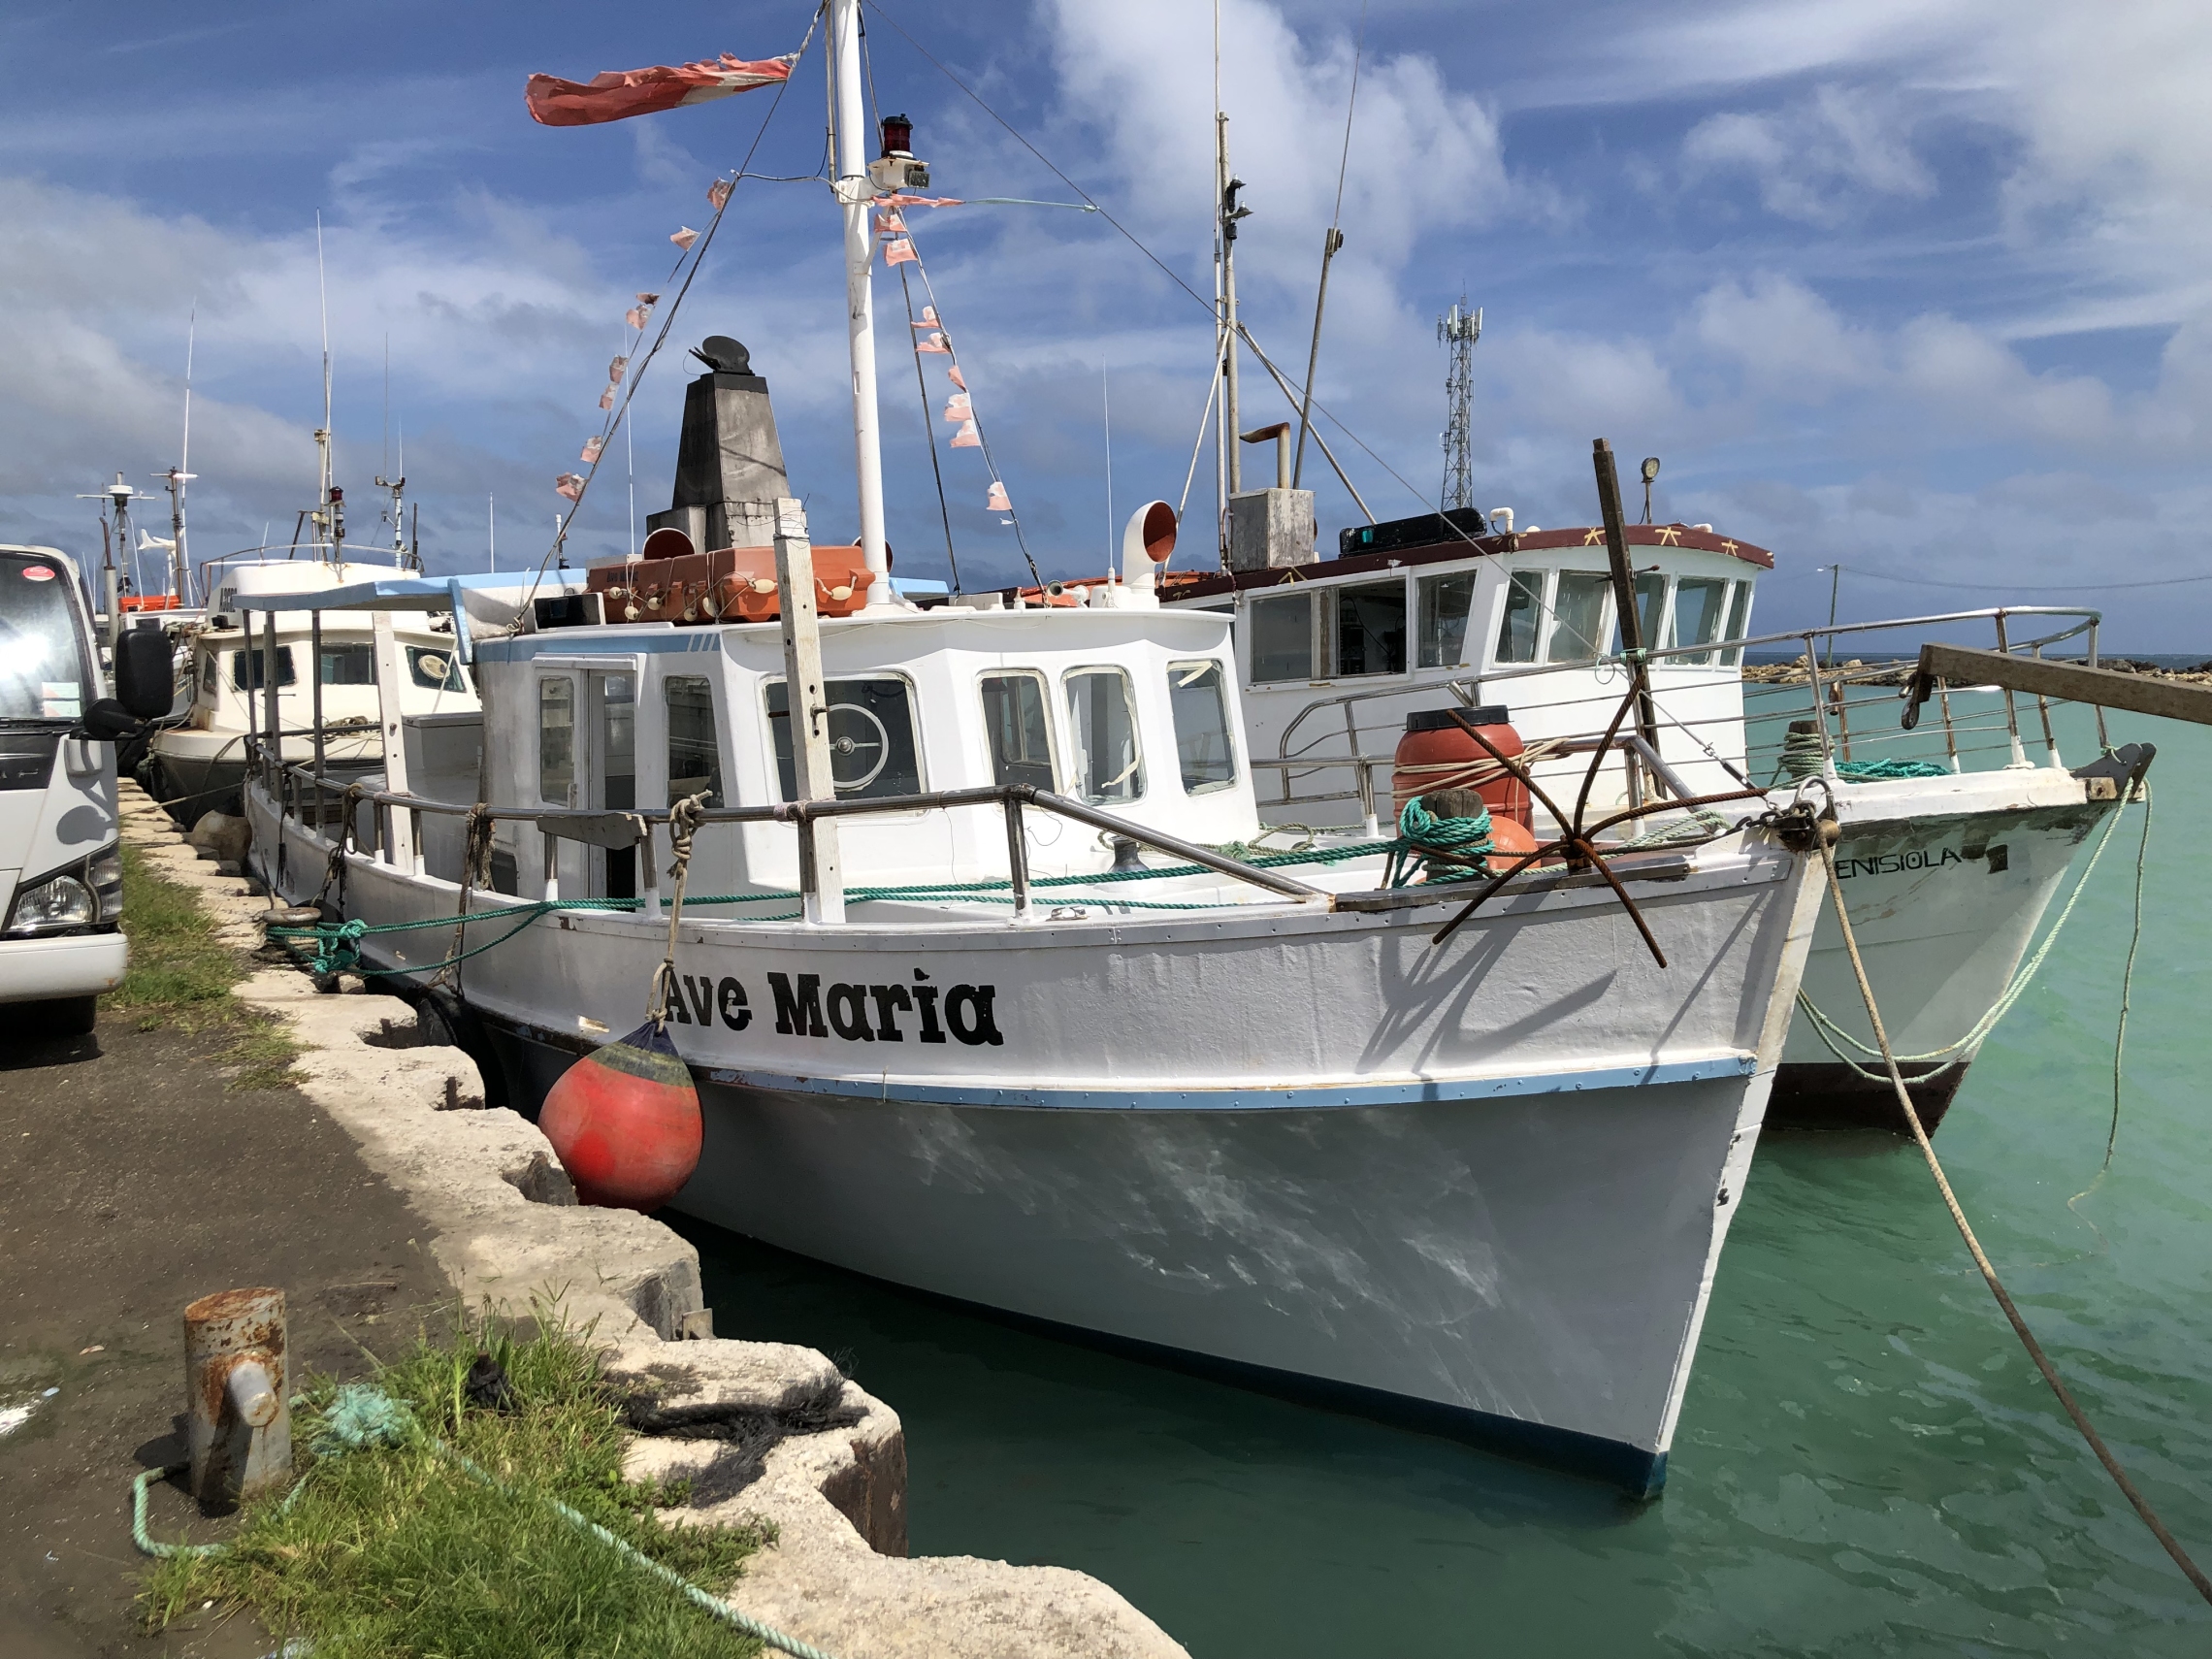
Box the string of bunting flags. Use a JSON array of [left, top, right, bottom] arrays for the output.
[[532, 26, 1030, 577], [873, 193, 1024, 531]]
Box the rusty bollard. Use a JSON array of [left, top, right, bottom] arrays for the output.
[[184, 1287, 291, 1509]]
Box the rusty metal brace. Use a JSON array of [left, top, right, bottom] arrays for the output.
[[1429, 697, 1771, 962]]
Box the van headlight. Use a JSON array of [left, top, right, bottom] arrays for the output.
[[10, 874, 94, 934], [90, 849, 123, 921]]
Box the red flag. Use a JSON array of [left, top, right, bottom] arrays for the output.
[[883, 237, 918, 267], [555, 473, 586, 501], [707, 179, 733, 211], [987, 480, 1011, 511], [952, 421, 982, 449], [670, 225, 700, 251], [526, 52, 798, 127]]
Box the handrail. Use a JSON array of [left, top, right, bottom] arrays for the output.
[[270, 760, 1329, 912]]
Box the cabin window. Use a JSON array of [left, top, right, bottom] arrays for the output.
[[407, 647, 468, 692], [1548, 572, 1611, 662], [1332, 579, 1407, 676], [1416, 571, 1476, 668], [318, 642, 374, 685], [1167, 660, 1235, 794], [1721, 581, 1755, 667], [1063, 667, 1145, 803], [979, 671, 1056, 791], [1637, 570, 1663, 650], [666, 675, 724, 807], [765, 676, 924, 801], [231, 646, 297, 690], [1249, 592, 1315, 682], [1493, 570, 1544, 665], [202, 652, 219, 693], [537, 677, 575, 803], [1672, 578, 1729, 667]]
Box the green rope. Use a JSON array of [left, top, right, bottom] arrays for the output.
[[1383, 796, 1493, 889], [132, 1383, 839, 1659], [1773, 724, 1950, 782], [1837, 758, 1951, 780]]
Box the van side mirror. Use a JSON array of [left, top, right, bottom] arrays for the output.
[[75, 699, 142, 741], [114, 627, 175, 719]]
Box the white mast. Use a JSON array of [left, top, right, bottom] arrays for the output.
[[313, 213, 338, 563], [829, 0, 891, 607]]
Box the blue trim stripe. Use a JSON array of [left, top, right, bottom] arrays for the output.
[[697, 1053, 1758, 1112]]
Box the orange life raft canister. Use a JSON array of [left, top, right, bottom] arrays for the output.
[[1393, 706, 1530, 825]]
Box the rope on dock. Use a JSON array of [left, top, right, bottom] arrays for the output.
[[1811, 813, 2212, 1609]]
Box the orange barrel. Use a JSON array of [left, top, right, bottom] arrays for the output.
[[1394, 706, 1529, 823]]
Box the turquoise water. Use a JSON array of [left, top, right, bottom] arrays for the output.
[[679, 697, 2211, 1655]]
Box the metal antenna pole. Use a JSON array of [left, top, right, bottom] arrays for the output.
[[1295, 2, 1365, 490], [1438, 299, 1481, 512]]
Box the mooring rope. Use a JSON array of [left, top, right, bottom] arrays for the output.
[[1811, 816, 2212, 1608], [645, 792, 711, 1030], [1382, 796, 1493, 890]]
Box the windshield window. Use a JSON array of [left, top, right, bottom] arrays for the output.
[[232, 646, 297, 691], [1167, 660, 1234, 794], [1063, 667, 1145, 803], [408, 646, 468, 692], [765, 676, 924, 801], [0, 554, 91, 720], [980, 671, 1056, 791]]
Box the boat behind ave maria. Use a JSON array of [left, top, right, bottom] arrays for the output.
[[1154, 507, 2154, 1133], [241, 494, 1831, 1494]]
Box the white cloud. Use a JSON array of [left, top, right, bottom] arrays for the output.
[[1683, 84, 1934, 224]]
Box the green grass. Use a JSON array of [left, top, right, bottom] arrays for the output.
[[141, 1313, 767, 1659], [108, 844, 302, 1089]]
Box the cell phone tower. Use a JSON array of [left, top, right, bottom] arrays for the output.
[[1438, 298, 1481, 512]]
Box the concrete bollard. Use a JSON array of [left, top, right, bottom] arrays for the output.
[[184, 1287, 291, 1509]]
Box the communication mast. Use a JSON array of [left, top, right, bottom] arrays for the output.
[[1437, 298, 1481, 512]]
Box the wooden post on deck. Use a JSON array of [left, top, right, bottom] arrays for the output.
[[371, 610, 414, 869], [1593, 439, 1665, 797], [774, 498, 844, 924]]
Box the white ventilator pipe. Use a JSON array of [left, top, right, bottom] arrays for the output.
[[1120, 501, 1178, 602], [830, 0, 891, 606]]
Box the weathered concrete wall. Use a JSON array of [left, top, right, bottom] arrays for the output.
[[118, 781, 1189, 1659]]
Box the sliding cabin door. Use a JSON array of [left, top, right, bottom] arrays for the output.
[[587, 670, 637, 900]]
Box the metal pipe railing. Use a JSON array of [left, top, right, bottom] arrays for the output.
[[272, 764, 1329, 915]]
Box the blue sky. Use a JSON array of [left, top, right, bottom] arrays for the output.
[[4, 0, 2207, 644]]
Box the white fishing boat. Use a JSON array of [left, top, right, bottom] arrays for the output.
[[146, 559, 479, 825], [233, 0, 1843, 1493], [1150, 504, 2151, 1132]]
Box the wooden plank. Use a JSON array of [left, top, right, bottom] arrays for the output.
[[1911, 644, 2212, 728]]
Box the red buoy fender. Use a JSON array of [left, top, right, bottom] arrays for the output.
[[538, 1022, 702, 1211]]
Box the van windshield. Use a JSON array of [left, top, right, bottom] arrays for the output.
[[0, 554, 91, 721]]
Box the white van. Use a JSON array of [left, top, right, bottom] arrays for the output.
[[0, 545, 164, 1033]]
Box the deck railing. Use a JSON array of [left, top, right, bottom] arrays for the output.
[[255, 751, 1335, 924], [1260, 606, 2105, 828]]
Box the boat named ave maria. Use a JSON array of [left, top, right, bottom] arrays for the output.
[[236, 0, 1858, 1493]]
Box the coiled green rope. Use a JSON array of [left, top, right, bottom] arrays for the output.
[[1383, 796, 1494, 889], [1773, 725, 1950, 783]]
